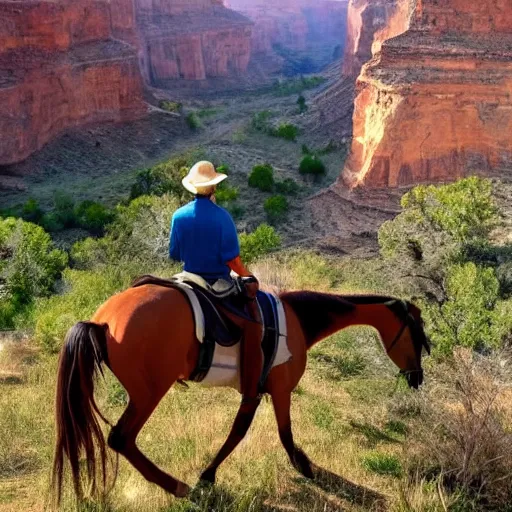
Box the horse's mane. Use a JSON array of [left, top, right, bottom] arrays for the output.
[[278, 291, 356, 345]]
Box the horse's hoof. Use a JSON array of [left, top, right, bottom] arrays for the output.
[[199, 468, 216, 484], [175, 481, 191, 498], [294, 450, 314, 480]]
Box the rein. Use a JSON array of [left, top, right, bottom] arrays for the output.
[[384, 299, 411, 354]]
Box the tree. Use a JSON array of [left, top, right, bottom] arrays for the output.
[[378, 177, 510, 356], [0, 218, 67, 328]]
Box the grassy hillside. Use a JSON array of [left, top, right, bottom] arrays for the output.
[[1, 170, 511, 511]]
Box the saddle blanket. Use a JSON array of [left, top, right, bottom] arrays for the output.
[[178, 285, 292, 391]]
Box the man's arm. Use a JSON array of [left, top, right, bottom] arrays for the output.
[[227, 255, 253, 277]]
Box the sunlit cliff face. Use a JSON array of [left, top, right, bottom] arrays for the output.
[[340, 0, 512, 189]]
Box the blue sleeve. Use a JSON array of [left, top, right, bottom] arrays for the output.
[[220, 212, 240, 263], [169, 216, 181, 262]]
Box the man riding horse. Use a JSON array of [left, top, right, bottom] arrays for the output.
[[169, 161, 263, 409]]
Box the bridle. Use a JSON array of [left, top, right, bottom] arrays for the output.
[[385, 299, 414, 355], [384, 300, 430, 354]]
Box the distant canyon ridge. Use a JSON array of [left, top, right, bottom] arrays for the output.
[[1, 0, 512, 192], [0, 0, 346, 165]]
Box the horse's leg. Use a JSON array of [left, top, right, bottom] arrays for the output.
[[108, 396, 190, 497], [270, 389, 314, 479], [199, 398, 261, 484]]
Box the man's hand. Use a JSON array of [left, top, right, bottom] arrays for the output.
[[244, 276, 259, 300]]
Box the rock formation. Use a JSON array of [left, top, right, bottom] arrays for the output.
[[342, 0, 412, 78], [0, 0, 145, 166], [230, 0, 347, 65], [136, 1, 253, 84], [342, 0, 512, 188]]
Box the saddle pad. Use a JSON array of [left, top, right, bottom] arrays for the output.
[[200, 294, 291, 391]]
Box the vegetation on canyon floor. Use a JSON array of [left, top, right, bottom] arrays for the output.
[[1, 169, 511, 511]]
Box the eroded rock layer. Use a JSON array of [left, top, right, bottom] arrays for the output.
[[138, 5, 253, 83], [342, 0, 413, 78], [0, 0, 145, 165], [342, 0, 512, 188]]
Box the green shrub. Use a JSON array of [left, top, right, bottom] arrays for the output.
[[21, 199, 43, 224], [299, 155, 326, 176], [301, 144, 312, 155], [270, 76, 327, 96], [159, 100, 182, 113], [248, 164, 274, 192], [71, 194, 181, 270], [239, 224, 281, 264], [53, 191, 77, 228], [130, 154, 192, 200], [362, 453, 402, 477], [264, 195, 289, 223], [251, 111, 273, 132], [215, 186, 239, 205], [197, 107, 222, 118], [227, 204, 245, 220], [186, 112, 202, 131], [216, 163, 230, 174], [0, 218, 67, 329], [275, 178, 300, 196], [74, 200, 115, 235], [275, 123, 298, 142], [34, 267, 135, 353]]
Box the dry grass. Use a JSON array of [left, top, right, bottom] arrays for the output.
[[1, 322, 511, 512], [402, 349, 512, 510]]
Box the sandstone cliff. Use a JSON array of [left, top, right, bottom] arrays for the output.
[[342, 0, 512, 188], [136, 1, 253, 84], [342, 0, 412, 78], [0, 0, 145, 166]]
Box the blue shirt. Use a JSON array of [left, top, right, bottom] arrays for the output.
[[169, 196, 240, 280]]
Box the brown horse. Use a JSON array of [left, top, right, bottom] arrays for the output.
[[51, 282, 430, 505]]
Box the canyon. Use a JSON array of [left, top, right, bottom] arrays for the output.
[[0, 0, 255, 165], [137, 0, 253, 84], [229, 0, 348, 74], [0, 0, 146, 166], [341, 0, 512, 188]]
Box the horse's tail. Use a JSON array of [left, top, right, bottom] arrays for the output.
[[51, 321, 111, 505]]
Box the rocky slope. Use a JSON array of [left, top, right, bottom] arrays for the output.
[[0, 0, 146, 166], [341, 0, 512, 188]]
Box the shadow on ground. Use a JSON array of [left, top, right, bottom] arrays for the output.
[[173, 465, 387, 511]]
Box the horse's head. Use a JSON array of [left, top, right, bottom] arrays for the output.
[[383, 300, 431, 389]]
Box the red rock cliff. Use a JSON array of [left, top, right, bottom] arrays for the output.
[[230, 0, 348, 69], [342, 0, 412, 78], [342, 0, 512, 189], [0, 0, 145, 166], [136, 1, 253, 84]]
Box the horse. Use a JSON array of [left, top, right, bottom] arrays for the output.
[[51, 279, 430, 505]]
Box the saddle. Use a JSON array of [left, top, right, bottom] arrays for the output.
[[131, 273, 286, 391]]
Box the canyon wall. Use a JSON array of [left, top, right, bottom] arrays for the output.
[[230, 0, 347, 60], [136, 1, 253, 84], [0, 0, 145, 166], [342, 0, 512, 188], [342, 0, 413, 78]]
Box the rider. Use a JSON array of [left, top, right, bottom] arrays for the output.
[[169, 161, 263, 407]]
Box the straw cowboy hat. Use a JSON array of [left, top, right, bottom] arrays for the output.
[[182, 161, 227, 194]]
